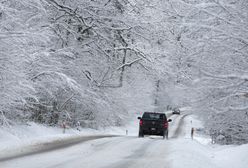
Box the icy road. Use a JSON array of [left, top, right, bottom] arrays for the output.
[[1, 114, 247, 168]]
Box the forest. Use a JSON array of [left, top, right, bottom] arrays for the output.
[[0, 0, 247, 144]]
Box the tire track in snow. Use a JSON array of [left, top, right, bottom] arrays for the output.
[[100, 113, 176, 168], [102, 138, 170, 168], [0, 135, 118, 162], [105, 114, 180, 168], [171, 114, 189, 139]]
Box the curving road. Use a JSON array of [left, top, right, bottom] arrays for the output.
[[0, 114, 188, 168]]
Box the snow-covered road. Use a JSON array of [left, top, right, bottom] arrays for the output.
[[1, 114, 248, 168], [1, 136, 172, 168], [0, 114, 185, 168]]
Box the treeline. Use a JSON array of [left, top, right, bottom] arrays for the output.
[[1, 0, 248, 144]]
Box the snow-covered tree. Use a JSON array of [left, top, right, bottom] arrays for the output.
[[1, 0, 247, 144], [170, 0, 248, 144], [0, 0, 52, 125]]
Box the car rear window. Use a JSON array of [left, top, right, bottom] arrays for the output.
[[142, 113, 165, 120]]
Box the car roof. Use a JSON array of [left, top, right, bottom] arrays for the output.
[[144, 112, 165, 114]]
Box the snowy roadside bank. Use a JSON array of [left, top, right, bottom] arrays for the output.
[[170, 114, 248, 168], [0, 114, 140, 161], [0, 122, 127, 161], [0, 110, 169, 158], [1, 113, 248, 168], [0, 134, 117, 162]]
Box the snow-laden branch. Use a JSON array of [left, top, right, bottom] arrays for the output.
[[58, 93, 76, 112], [113, 46, 151, 62], [46, 0, 89, 27], [31, 71, 80, 90], [117, 58, 142, 70], [102, 26, 132, 31], [0, 110, 11, 127], [200, 70, 248, 81], [184, 23, 248, 45], [229, 106, 248, 111]]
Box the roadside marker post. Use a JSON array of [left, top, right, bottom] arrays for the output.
[[191, 127, 194, 140]]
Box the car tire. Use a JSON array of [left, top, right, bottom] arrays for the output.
[[138, 131, 144, 138], [163, 130, 168, 140]]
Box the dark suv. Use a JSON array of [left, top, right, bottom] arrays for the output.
[[172, 108, 180, 115], [138, 112, 172, 139]]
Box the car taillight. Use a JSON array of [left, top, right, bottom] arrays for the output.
[[139, 119, 143, 126], [164, 121, 168, 128]]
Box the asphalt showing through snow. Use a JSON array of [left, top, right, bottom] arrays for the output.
[[0, 135, 118, 162], [171, 114, 189, 139], [1, 113, 188, 168]]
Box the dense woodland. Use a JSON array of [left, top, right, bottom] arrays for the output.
[[0, 0, 247, 144]]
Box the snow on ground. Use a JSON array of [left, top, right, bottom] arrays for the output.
[[1, 136, 159, 168], [184, 115, 212, 145], [167, 137, 248, 168], [0, 114, 139, 158], [213, 143, 248, 168], [0, 122, 108, 160], [1, 111, 248, 168], [0, 122, 98, 151], [167, 114, 248, 168]]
